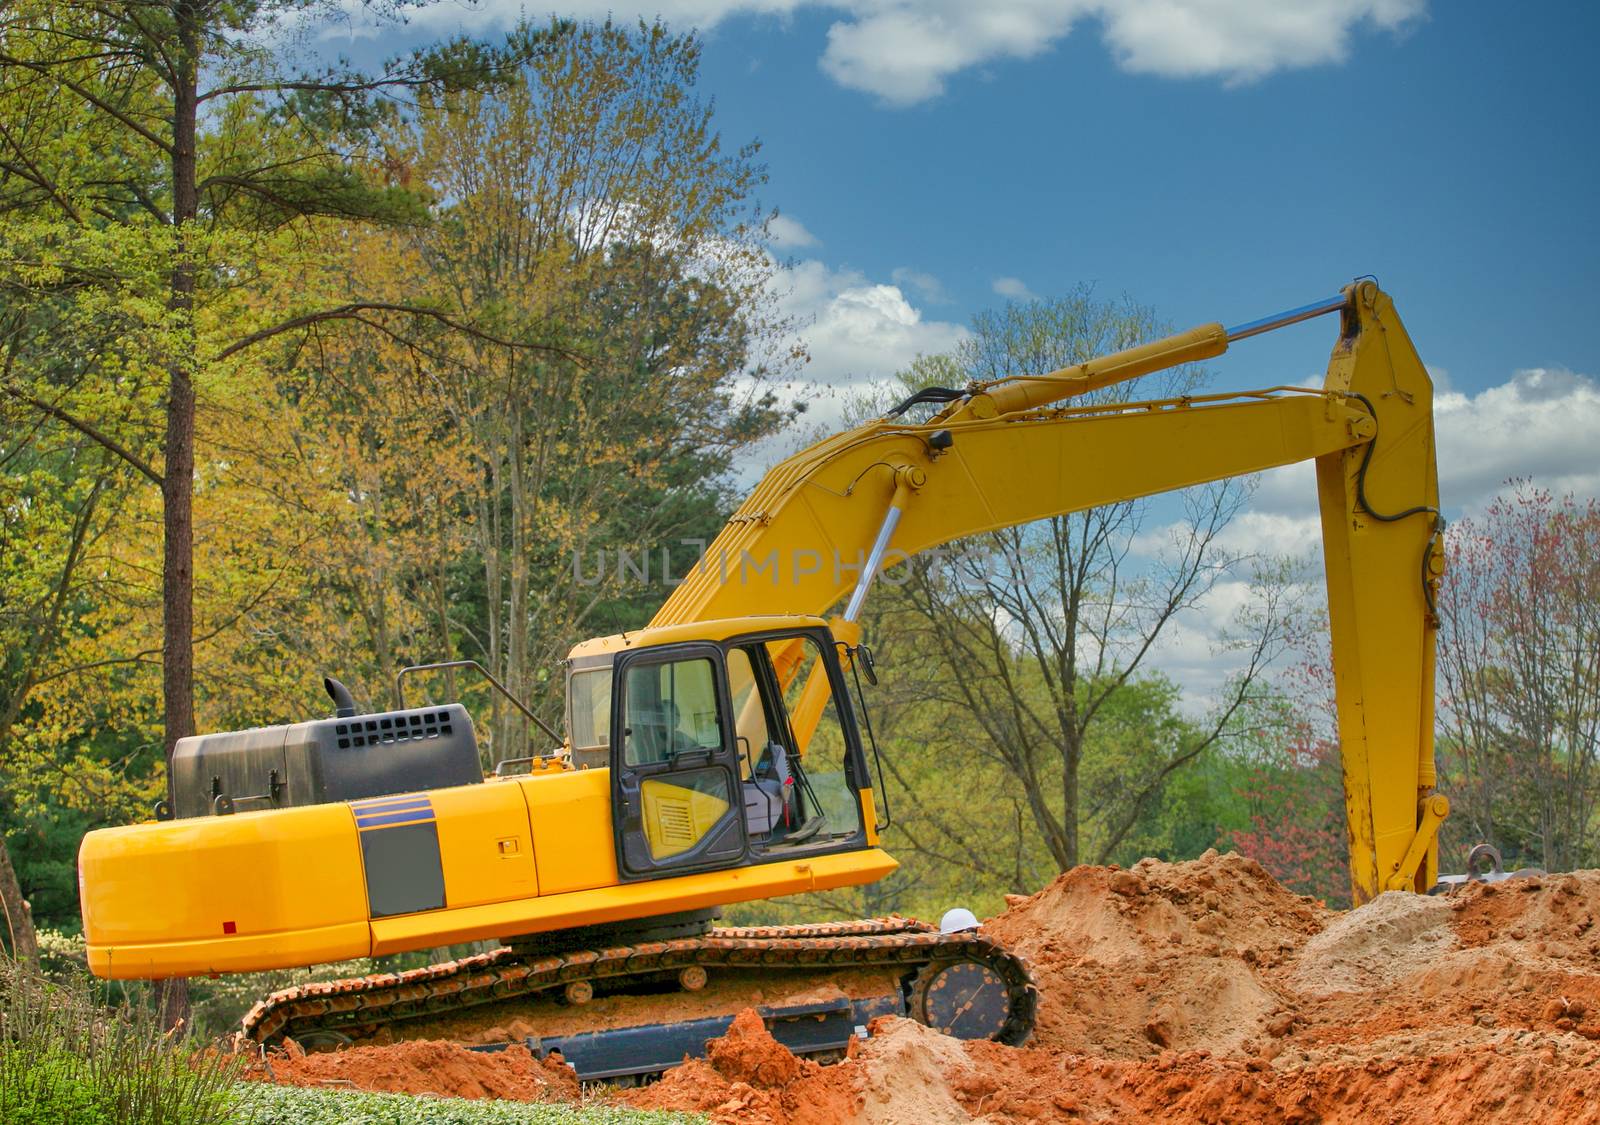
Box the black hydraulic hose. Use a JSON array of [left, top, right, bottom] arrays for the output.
[[1348, 392, 1440, 524], [884, 385, 964, 419], [1347, 392, 1444, 617]]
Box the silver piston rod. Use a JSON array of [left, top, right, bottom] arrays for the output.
[[843, 467, 922, 622]]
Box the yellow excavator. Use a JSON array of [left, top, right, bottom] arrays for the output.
[[77, 279, 1447, 1077]]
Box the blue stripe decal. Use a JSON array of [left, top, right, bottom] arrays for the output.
[[355, 809, 437, 829], [351, 797, 433, 814]]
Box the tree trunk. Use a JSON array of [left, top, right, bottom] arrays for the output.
[[0, 835, 39, 968], [156, 13, 201, 1032], [508, 402, 529, 765]]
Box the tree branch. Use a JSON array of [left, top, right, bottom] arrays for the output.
[[0, 50, 173, 157], [0, 383, 162, 486], [213, 302, 584, 365]]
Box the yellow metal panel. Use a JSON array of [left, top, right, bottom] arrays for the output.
[[640, 779, 731, 859], [568, 615, 826, 661], [859, 789, 880, 846], [88, 922, 371, 980], [521, 768, 619, 894], [79, 803, 369, 978], [431, 783, 538, 908], [371, 847, 899, 953]]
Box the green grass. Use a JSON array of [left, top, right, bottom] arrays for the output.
[[236, 1084, 707, 1124], [0, 956, 245, 1125]]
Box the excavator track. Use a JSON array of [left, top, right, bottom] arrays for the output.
[[243, 918, 1036, 1059]]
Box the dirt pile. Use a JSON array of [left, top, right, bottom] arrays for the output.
[[641, 855, 1600, 1122], [951, 1032, 1600, 1124], [249, 854, 1600, 1122], [621, 1008, 861, 1125], [984, 849, 1327, 1057], [852, 1017, 983, 1125], [248, 1037, 579, 1102]]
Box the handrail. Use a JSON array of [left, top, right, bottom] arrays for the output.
[[395, 660, 562, 743]]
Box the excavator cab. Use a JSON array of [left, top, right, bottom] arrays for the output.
[[607, 624, 875, 881]]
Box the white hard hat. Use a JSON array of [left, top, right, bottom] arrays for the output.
[[939, 907, 980, 934]]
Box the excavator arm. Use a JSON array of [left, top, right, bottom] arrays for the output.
[[651, 279, 1444, 905]]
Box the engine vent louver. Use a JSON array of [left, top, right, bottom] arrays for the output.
[[334, 710, 455, 750], [657, 800, 696, 845]]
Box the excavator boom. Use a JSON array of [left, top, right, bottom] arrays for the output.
[[653, 278, 1444, 902]]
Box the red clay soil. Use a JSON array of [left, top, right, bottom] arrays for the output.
[[248, 851, 1600, 1122], [621, 1008, 861, 1125], [247, 1037, 579, 1101]]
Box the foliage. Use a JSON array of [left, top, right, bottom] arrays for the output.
[[238, 1084, 705, 1124], [1436, 483, 1600, 872], [1226, 733, 1350, 907], [263, 21, 794, 759], [0, 955, 246, 1124], [1, 1050, 113, 1125]]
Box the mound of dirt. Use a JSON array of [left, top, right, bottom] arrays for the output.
[[853, 1018, 978, 1125], [983, 849, 1327, 1057], [249, 1038, 579, 1102], [1292, 890, 1456, 996], [620, 1008, 861, 1125], [952, 1031, 1600, 1124]]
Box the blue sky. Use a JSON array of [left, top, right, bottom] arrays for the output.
[[317, 0, 1597, 697], [325, 0, 1598, 512]]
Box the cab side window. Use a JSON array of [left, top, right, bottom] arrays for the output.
[[727, 647, 771, 777], [735, 634, 863, 849]]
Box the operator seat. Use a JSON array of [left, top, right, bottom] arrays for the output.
[[742, 742, 791, 836]]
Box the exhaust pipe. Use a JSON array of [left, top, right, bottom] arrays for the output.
[[323, 676, 359, 718]]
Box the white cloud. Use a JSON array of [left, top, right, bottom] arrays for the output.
[[819, 4, 1076, 105], [1096, 0, 1426, 84], [991, 275, 1037, 301], [1435, 367, 1600, 510], [891, 266, 950, 304], [327, 1, 1427, 106], [823, 0, 1427, 104], [767, 212, 819, 248], [728, 256, 969, 481], [773, 259, 967, 394]]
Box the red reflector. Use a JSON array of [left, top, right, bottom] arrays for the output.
[[222, 921, 237, 935]]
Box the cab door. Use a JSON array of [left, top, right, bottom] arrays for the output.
[[610, 643, 747, 879]]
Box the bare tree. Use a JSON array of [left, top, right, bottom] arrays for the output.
[[874, 290, 1293, 876]]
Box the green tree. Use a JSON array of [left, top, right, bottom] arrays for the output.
[[277, 22, 794, 759], [0, 0, 555, 1022]]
